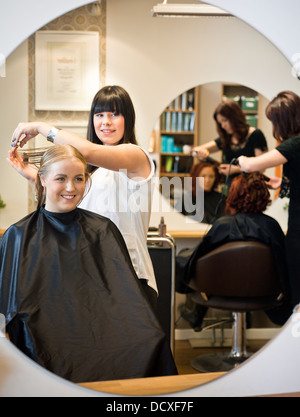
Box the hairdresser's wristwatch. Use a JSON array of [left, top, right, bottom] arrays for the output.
[[47, 127, 60, 143]]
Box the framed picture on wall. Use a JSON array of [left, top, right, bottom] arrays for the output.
[[35, 31, 99, 111]]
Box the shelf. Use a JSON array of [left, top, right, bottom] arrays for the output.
[[155, 86, 199, 183], [161, 152, 193, 157], [160, 131, 194, 135], [222, 83, 260, 129], [163, 109, 195, 114], [160, 173, 190, 178]]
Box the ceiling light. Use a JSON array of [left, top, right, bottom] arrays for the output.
[[151, 1, 232, 18]]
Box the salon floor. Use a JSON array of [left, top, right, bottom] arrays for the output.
[[173, 299, 270, 375], [174, 339, 268, 375]]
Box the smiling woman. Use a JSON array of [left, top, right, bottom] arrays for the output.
[[36, 145, 91, 212], [0, 144, 177, 383], [1, 0, 300, 397], [9, 85, 159, 309]]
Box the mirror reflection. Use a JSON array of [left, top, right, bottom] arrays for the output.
[[150, 81, 277, 224], [150, 82, 291, 379], [0, 80, 291, 395]]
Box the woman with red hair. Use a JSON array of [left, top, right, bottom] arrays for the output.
[[225, 172, 271, 214], [176, 172, 292, 327], [178, 161, 225, 224]]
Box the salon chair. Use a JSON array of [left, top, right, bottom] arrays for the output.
[[188, 241, 283, 373]]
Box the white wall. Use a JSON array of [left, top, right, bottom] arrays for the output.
[[106, 0, 300, 151], [205, 0, 300, 63], [106, 0, 300, 230], [1, 0, 300, 64], [0, 41, 29, 228], [0, 0, 92, 58]]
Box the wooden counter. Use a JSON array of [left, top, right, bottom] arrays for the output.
[[0, 229, 208, 240], [168, 230, 208, 239], [79, 372, 225, 396]]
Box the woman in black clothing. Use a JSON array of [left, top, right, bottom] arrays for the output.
[[193, 99, 268, 182], [239, 90, 300, 307]]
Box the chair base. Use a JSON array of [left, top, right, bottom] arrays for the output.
[[191, 352, 250, 373]]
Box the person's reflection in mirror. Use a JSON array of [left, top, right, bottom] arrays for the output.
[[177, 172, 293, 331], [193, 99, 268, 189], [1, 145, 177, 382], [176, 161, 225, 224]]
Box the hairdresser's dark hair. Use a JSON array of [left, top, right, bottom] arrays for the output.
[[265, 90, 300, 142], [214, 99, 249, 148], [226, 172, 271, 214], [87, 85, 138, 146]]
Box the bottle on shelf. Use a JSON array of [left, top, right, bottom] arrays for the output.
[[159, 217, 167, 238]]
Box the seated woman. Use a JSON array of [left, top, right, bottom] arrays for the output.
[[177, 161, 225, 224], [177, 172, 293, 327], [0, 145, 177, 383]]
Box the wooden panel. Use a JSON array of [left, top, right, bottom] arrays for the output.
[[168, 230, 208, 239], [79, 372, 225, 396]]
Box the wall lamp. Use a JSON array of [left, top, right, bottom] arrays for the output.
[[151, 1, 232, 18]]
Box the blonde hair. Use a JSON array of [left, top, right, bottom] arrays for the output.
[[36, 145, 91, 210]]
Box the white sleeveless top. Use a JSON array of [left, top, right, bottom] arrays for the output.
[[79, 146, 157, 293]]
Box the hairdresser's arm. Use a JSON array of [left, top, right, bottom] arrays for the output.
[[11, 122, 151, 179], [193, 141, 219, 160], [238, 149, 287, 172]]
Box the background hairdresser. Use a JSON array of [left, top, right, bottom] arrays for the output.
[[193, 99, 268, 188]]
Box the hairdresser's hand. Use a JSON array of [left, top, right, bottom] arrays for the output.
[[267, 176, 282, 190], [7, 147, 38, 185], [237, 155, 251, 172], [11, 122, 50, 149], [193, 146, 210, 161], [218, 163, 241, 177]]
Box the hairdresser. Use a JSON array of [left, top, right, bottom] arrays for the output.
[[9, 85, 158, 310], [193, 99, 268, 188], [238, 90, 300, 307]]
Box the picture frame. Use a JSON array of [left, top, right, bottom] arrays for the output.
[[35, 31, 99, 111]]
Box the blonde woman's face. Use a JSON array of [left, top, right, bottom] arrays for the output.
[[40, 158, 86, 213]]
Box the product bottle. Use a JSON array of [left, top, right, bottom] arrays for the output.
[[174, 156, 180, 173], [159, 217, 167, 238]]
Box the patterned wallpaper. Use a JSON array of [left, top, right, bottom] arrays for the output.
[[27, 1, 106, 211], [28, 1, 106, 125]]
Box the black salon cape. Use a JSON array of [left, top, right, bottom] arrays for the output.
[[0, 207, 177, 383], [176, 213, 293, 325]]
